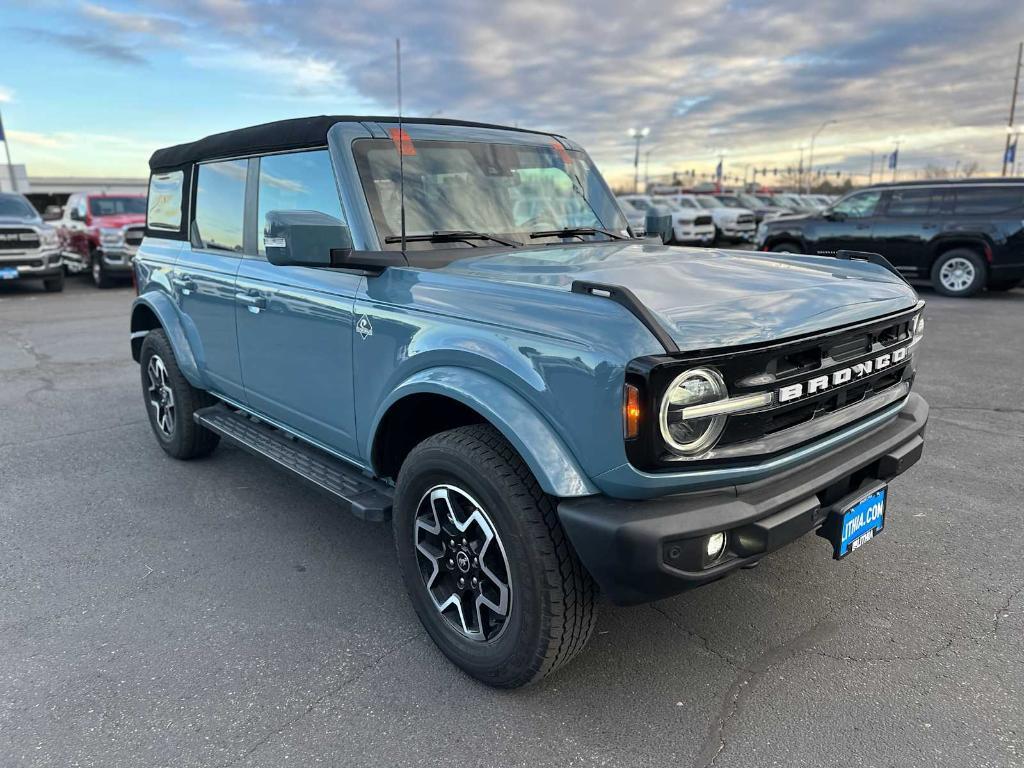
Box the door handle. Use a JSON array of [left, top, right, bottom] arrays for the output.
[[171, 274, 196, 293], [235, 291, 268, 313]]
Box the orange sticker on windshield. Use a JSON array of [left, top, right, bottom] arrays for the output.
[[389, 128, 416, 156], [550, 140, 572, 166]]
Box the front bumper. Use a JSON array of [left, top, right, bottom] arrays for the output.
[[558, 393, 928, 605], [719, 222, 757, 239], [97, 246, 137, 273], [0, 251, 64, 281]]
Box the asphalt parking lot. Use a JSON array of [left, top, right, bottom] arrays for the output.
[[1, 277, 1022, 768]]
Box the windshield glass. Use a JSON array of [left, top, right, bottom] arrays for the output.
[[674, 197, 698, 208], [353, 138, 626, 250], [0, 194, 38, 219], [715, 195, 742, 208], [89, 196, 146, 216], [696, 197, 719, 209]]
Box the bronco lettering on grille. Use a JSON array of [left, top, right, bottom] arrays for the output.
[[777, 346, 909, 404]]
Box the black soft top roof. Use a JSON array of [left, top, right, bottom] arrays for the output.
[[149, 115, 551, 171]]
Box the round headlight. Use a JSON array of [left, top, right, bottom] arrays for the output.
[[659, 367, 727, 455]]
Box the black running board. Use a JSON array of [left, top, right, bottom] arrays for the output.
[[194, 404, 393, 522]]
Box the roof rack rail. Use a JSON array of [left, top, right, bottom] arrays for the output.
[[570, 280, 679, 353]]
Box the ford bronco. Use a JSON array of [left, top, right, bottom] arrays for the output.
[[131, 116, 928, 687]]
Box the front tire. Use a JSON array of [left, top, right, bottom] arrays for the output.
[[43, 273, 65, 292], [770, 241, 802, 254], [393, 424, 597, 688], [139, 329, 220, 459], [931, 249, 986, 297], [92, 253, 114, 289]]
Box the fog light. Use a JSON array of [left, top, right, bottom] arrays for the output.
[[706, 532, 727, 561]]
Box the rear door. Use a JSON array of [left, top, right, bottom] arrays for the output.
[[234, 149, 362, 458], [174, 158, 247, 401]]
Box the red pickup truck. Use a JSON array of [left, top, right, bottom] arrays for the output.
[[58, 192, 146, 288]]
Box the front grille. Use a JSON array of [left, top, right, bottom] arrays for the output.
[[625, 306, 921, 471], [0, 258, 43, 268], [736, 215, 754, 225], [125, 227, 144, 246], [694, 215, 713, 226], [0, 228, 39, 251]]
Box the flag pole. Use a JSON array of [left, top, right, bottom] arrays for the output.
[[0, 109, 17, 192]]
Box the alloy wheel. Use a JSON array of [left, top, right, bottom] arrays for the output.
[[939, 257, 975, 293], [146, 354, 176, 438], [413, 484, 512, 642]]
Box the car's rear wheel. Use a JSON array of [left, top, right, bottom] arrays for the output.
[[931, 249, 986, 297], [987, 278, 1021, 292], [770, 242, 802, 254], [393, 424, 597, 688], [43, 273, 64, 292], [139, 328, 220, 459]]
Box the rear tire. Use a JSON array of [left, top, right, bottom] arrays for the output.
[[931, 248, 986, 297], [43, 273, 64, 292], [139, 329, 220, 460], [770, 241, 802, 254], [393, 424, 597, 688], [987, 278, 1021, 292]]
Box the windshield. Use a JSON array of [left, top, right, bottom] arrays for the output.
[[674, 198, 698, 208], [0, 194, 38, 219], [695, 197, 719, 209], [353, 138, 626, 250], [89, 196, 146, 216], [738, 194, 762, 208], [715, 195, 743, 208]]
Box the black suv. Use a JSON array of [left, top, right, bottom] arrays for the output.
[[755, 179, 1024, 297]]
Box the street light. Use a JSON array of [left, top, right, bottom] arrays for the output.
[[628, 127, 650, 193], [806, 119, 837, 193]]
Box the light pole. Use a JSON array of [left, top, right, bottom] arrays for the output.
[[806, 119, 836, 193], [644, 146, 657, 189], [628, 127, 650, 193]]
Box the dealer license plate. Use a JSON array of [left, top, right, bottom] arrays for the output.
[[0, 267, 18, 280], [832, 486, 886, 559]]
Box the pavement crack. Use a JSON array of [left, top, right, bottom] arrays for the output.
[[0, 418, 147, 449], [692, 621, 836, 768], [808, 635, 954, 663], [650, 603, 747, 671], [929, 404, 1024, 414], [220, 632, 424, 767], [993, 584, 1024, 634], [928, 415, 1024, 439]]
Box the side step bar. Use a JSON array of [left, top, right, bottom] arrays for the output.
[[194, 404, 393, 522]]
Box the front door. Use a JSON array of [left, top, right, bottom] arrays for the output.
[[805, 189, 882, 257], [174, 158, 247, 402], [234, 149, 361, 458], [870, 187, 949, 278]]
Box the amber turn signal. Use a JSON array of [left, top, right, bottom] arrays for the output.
[[623, 384, 641, 439]]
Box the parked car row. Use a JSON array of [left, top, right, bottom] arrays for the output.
[[0, 191, 146, 292], [755, 178, 1024, 297]]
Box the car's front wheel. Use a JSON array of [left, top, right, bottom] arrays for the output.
[[393, 424, 597, 688], [770, 241, 802, 254], [931, 249, 986, 297], [43, 273, 64, 292], [138, 328, 220, 459], [92, 254, 114, 289]]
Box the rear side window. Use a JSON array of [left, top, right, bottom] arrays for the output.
[[952, 187, 1024, 215], [256, 150, 343, 255], [194, 159, 247, 252], [885, 189, 936, 217], [147, 172, 184, 232]]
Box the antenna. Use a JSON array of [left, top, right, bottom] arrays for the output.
[[396, 38, 406, 252]]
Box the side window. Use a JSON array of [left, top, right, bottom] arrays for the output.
[[885, 189, 935, 217], [147, 171, 185, 232], [256, 150, 343, 255], [194, 159, 247, 252], [63, 195, 76, 221], [952, 187, 1024, 215], [832, 191, 881, 218]]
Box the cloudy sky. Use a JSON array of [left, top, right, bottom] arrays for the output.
[[1, 0, 1022, 187]]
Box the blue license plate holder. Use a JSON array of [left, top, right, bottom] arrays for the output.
[[0, 267, 18, 280], [826, 485, 887, 559]]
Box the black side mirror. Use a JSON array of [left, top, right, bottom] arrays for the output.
[[70, 209, 85, 222], [264, 210, 353, 267]]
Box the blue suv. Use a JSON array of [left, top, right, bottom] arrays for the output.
[[131, 116, 928, 687]]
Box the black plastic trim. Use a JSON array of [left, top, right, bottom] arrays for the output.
[[571, 280, 679, 353]]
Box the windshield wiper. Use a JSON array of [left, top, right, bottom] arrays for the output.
[[529, 227, 628, 242], [384, 230, 521, 247]]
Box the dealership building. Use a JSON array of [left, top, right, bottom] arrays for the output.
[[1, 163, 147, 216]]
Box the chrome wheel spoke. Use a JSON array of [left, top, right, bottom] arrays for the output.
[[413, 484, 513, 642], [145, 355, 175, 438]]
